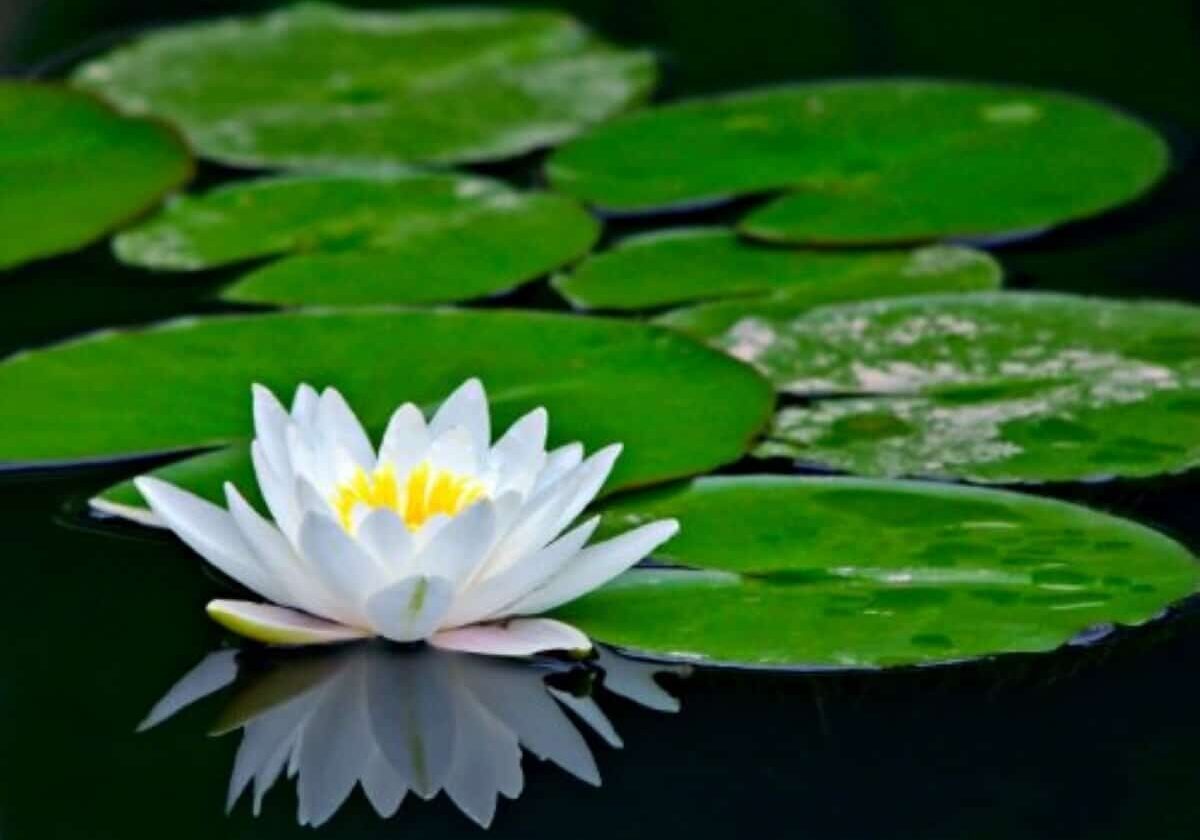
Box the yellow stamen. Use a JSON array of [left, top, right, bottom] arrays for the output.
[[332, 460, 485, 532]]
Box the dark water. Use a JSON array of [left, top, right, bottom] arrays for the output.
[[2, 1, 1200, 837]]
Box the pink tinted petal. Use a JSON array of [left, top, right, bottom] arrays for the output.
[[430, 618, 591, 658]]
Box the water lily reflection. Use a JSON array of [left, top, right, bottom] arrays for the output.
[[139, 645, 688, 828]]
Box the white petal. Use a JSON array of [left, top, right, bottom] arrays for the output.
[[251, 441, 300, 541], [225, 483, 316, 611], [138, 650, 239, 731], [427, 425, 479, 476], [298, 514, 388, 625], [317, 387, 375, 468], [377, 402, 430, 472], [291, 383, 320, 428], [206, 600, 370, 646], [430, 378, 490, 454], [251, 383, 292, 477], [484, 445, 620, 577], [364, 576, 454, 642], [134, 477, 284, 603], [412, 500, 496, 586], [509, 519, 680, 615], [533, 442, 583, 495], [430, 618, 591, 657], [488, 408, 548, 497], [444, 516, 599, 627], [354, 508, 415, 572]]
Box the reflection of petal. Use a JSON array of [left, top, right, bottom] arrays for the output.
[[547, 688, 622, 749], [138, 650, 239, 732], [595, 647, 692, 713], [295, 657, 375, 827], [142, 643, 689, 828], [462, 658, 600, 785], [364, 649, 457, 800], [442, 666, 524, 828]]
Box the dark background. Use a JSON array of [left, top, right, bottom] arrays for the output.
[[1, 1, 1198, 838]]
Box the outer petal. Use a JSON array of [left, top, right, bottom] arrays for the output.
[[429, 378, 490, 455], [485, 445, 620, 577], [488, 408, 548, 497], [207, 600, 371, 646], [364, 576, 455, 642], [532, 442, 583, 495], [508, 519, 680, 615], [430, 618, 591, 657], [444, 516, 599, 627], [225, 483, 316, 611], [135, 477, 287, 604], [251, 440, 300, 541], [251, 384, 293, 477], [377, 402, 431, 473]]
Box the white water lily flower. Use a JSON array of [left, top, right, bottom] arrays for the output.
[[134, 379, 679, 657]]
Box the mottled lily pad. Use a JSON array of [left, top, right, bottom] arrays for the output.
[[113, 173, 599, 306], [553, 476, 1199, 668], [683, 292, 1200, 482], [546, 81, 1167, 244], [0, 309, 771, 508], [0, 82, 192, 270], [73, 3, 655, 170], [555, 227, 1000, 311]]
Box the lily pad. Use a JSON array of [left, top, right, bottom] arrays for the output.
[[0, 308, 771, 507], [683, 292, 1200, 482], [73, 3, 655, 170], [113, 173, 600, 306], [553, 476, 1199, 668], [546, 81, 1167, 244], [555, 227, 1000, 311], [0, 82, 192, 270]]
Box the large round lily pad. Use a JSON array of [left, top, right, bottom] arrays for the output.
[[114, 173, 600, 306], [546, 81, 1167, 244], [0, 82, 192, 271], [553, 476, 1199, 668], [555, 227, 1000, 311], [72, 3, 656, 170], [0, 308, 771, 507], [681, 292, 1200, 482]]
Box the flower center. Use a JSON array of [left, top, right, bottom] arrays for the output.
[[331, 460, 485, 532]]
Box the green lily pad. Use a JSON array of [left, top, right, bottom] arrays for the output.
[[0, 308, 771, 507], [0, 82, 192, 270], [555, 227, 1000, 311], [553, 476, 1199, 668], [546, 81, 1167, 244], [681, 291, 1200, 482], [73, 3, 655, 170], [113, 173, 600, 306]]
